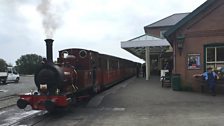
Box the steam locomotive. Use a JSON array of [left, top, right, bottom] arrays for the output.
[[17, 39, 137, 112]]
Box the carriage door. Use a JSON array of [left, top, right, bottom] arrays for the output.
[[90, 53, 98, 92], [91, 59, 97, 86]]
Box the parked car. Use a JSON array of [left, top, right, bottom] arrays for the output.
[[0, 67, 20, 84]]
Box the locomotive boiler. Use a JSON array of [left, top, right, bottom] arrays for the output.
[[17, 39, 138, 112]]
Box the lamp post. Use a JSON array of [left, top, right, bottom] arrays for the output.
[[176, 35, 185, 56]]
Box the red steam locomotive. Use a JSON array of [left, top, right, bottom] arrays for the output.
[[17, 39, 137, 112]]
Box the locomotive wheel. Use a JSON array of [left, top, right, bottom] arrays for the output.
[[66, 94, 77, 105], [17, 99, 28, 109], [70, 96, 77, 106], [44, 100, 55, 113]]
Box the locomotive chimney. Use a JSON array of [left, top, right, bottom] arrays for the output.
[[45, 39, 54, 62]]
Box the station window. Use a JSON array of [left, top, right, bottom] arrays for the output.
[[160, 30, 166, 39], [205, 46, 224, 70]]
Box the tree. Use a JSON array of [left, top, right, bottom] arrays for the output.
[[0, 58, 7, 71], [16, 54, 43, 74]]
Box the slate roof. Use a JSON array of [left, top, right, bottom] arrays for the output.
[[144, 13, 190, 28], [165, 0, 216, 42]]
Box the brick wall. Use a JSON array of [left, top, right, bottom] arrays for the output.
[[173, 0, 224, 91]]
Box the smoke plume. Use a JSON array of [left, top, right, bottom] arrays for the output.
[[37, 0, 62, 39]]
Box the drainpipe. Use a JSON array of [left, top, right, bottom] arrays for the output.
[[173, 40, 176, 73]]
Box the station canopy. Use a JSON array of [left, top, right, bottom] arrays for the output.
[[121, 34, 172, 60]]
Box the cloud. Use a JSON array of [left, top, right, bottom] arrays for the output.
[[0, 0, 44, 64], [0, 0, 206, 65]]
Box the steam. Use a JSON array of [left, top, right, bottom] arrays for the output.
[[37, 0, 62, 39]]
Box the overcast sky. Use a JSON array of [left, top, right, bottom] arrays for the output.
[[0, 0, 206, 65]]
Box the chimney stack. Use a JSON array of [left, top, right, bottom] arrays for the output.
[[45, 39, 54, 62]]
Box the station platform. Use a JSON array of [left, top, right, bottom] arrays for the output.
[[84, 76, 224, 126]]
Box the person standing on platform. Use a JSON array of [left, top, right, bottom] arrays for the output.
[[142, 64, 146, 78], [202, 67, 218, 96], [136, 64, 140, 78], [168, 58, 173, 75]]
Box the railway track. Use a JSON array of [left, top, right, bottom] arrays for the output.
[[8, 111, 49, 126], [0, 95, 19, 110], [0, 94, 49, 126], [0, 95, 18, 102]]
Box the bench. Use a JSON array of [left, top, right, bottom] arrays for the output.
[[161, 76, 171, 87], [161, 70, 171, 88], [194, 76, 224, 94]]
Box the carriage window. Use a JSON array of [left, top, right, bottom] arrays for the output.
[[62, 51, 68, 58], [109, 60, 118, 69], [102, 59, 107, 69]]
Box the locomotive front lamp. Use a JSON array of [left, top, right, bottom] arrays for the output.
[[176, 35, 185, 56]]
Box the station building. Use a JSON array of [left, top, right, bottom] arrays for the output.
[[165, 0, 224, 91], [121, 0, 224, 92]]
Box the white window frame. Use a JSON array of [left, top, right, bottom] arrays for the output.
[[206, 46, 224, 69]]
